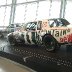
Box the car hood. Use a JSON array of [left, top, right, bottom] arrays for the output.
[[7, 31, 22, 36]]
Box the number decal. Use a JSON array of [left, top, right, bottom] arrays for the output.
[[26, 32, 31, 43]]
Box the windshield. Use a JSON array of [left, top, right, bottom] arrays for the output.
[[48, 18, 70, 27]]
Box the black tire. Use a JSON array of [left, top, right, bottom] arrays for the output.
[[19, 34, 25, 45], [8, 36, 16, 46], [43, 35, 56, 51]]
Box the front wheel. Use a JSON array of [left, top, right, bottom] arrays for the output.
[[8, 36, 16, 46], [43, 35, 56, 51]]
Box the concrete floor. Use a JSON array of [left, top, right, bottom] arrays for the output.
[[0, 38, 72, 72], [0, 56, 35, 72], [0, 38, 36, 72]]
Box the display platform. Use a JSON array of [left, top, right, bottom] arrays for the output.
[[0, 39, 72, 72]]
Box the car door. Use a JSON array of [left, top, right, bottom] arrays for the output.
[[25, 22, 37, 44]]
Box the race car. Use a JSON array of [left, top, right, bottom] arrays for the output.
[[7, 18, 72, 51]]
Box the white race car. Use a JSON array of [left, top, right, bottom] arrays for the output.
[[7, 18, 72, 51]]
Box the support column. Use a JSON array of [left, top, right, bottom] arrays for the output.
[[9, 0, 17, 25], [60, 0, 66, 18], [49, 0, 52, 18]]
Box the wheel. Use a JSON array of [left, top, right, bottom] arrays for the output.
[[0, 33, 4, 38], [20, 34, 25, 45], [43, 35, 56, 51], [8, 36, 16, 46]]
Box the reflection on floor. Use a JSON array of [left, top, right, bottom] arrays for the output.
[[0, 38, 72, 72]]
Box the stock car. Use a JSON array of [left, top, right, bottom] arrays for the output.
[[7, 18, 72, 51]]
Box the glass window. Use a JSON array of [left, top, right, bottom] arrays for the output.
[[49, 18, 69, 27], [0, 7, 11, 26], [49, 19, 58, 27], [37, 1, 50, 20], [49, 20, 54, 27], [0, 0, 6, 5], [27, 0, 37, 2], [14, 5, 25, 23], [25, 3, 37, 22], [0, 0, 12, 5], [4, 7, 11, 26], [26, 22, 37, 30], [49, 0, 61, 18], [65, 1, 72, 24], [17, 0, 37, 3], [0, 7, 5, 26], [17, 0, 27, 3], [7, 0, 12, 4]]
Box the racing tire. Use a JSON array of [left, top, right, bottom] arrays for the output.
[[43, 35, 56, 52], [8, 36, 16, 46]]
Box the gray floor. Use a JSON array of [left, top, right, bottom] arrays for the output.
[[0, 38, 36, 72], [0, 56, 35, 72], [0, 38, 72, 72]]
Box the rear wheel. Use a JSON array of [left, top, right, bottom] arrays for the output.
[[8, 36, 16, 46], [43, 35, 56, 51]]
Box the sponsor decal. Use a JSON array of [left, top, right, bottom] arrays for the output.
[[36, 29, 70, 43], [42, 29, 70, 37], [60, 34, 72, 43], [25, 28, 70, 43]]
